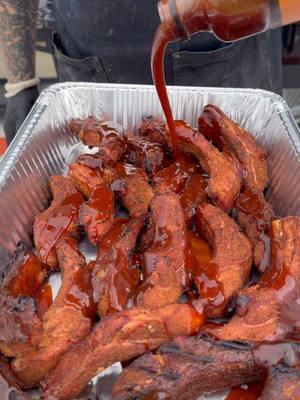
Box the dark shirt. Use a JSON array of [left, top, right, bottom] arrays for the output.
[[52, 0, 282, 93]]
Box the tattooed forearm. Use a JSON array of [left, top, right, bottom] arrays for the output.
[[0, 0, 38, 83]]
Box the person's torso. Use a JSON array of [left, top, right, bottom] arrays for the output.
[[53, 0, 163, 84], [52, 0, 282, 93]]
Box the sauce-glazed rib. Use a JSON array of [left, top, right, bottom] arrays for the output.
[[125, 135, 167, 174], [138, 116, 169, 149], [111, 163, 154, 218], [112, 335, 264, 400], [12, 237, 95, 387], [34, 176, 84, 269], [68, 163, 114, 245], [236, 188, 274, 273], [174, 120, 241, 213], [153, 154, 200, 195], [135, 194, 191, 309], [1, 244, 48, 298], [208, 216, 300, 342], [70, 118, 126, 165], [180, 174, 207, 222], [93, 218, 143, 318], [0, 246, 47, 358], [193, 203, 252, 318], [198, 104, 269, 190], [41, 304, 203, 400]]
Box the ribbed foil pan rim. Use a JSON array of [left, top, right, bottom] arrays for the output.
[[1, 83, 299, 190]]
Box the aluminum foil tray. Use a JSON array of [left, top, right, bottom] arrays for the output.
[[0, 83, 299, 400]]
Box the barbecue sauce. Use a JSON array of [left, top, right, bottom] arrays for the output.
[[4, 252, 48, 298], [41, 192, 84, 262], [188, 231, 212, 275], [152, 0, 300, 157], [259, 218, 300, 341], [180, 174, 207, 221], [35, 284, 53, 317], [64, 266, 97, 319], [111, 162, 145, 195], [151, 23, 179, 157], [157, 0, 300, 43], [226, 381, 265, 400], [153, 153, 200, 194], [187, 231, 226, 315], [83, 184, 114, 243], [90, 185, 114, 220], [93, 219, 141, 315]]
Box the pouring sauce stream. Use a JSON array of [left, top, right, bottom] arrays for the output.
[[151, 23, 179, 157]]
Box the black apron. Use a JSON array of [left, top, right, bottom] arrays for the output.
[[52, 0, 282, 94]]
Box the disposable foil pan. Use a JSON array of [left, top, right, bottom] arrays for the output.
[[0, 83, 299, 399]]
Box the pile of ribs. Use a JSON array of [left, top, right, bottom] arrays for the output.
[[0, 105, 300, 400]]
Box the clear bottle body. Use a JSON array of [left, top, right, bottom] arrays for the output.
[[158, 0, 300, 43]]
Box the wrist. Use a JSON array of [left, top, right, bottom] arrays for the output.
[[5, 77, 40, 98]]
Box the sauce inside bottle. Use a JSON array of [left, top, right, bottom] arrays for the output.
[[152, 0, 300, 157]]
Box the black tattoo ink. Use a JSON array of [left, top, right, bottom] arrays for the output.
[[0, 0, 38, 83]]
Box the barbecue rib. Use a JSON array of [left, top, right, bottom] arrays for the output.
[[137, 213, 155, 252], [1, 108, 299, 399], [174, 120, 241, 212], [180, 174, 207, 222], [34, 176, 84, 269], [135, 194, 192, 309], [70, 117, 115, 147], [125, 135, 167, 174], [0, 246, 47, 358], [138, 116, 169, 149], [70, 118, 125, 165], [112, 334, 264, 400], [111, 163, 154, 218], [207, 216, 300, 342], [236, 188, 274, 273], [12, 237, 95, 387], [93, 218, 144, 318], [204, 285, 280, 342], [0, 295, 42, 358], [153, 154, 200, 195], [198, 104, 269, 190], [68, 163, 105, 198], [41, 304, 203, 400], [68, 163, 115, 244], [193, 203, 252, 318], [2, 244, 47, 298]]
